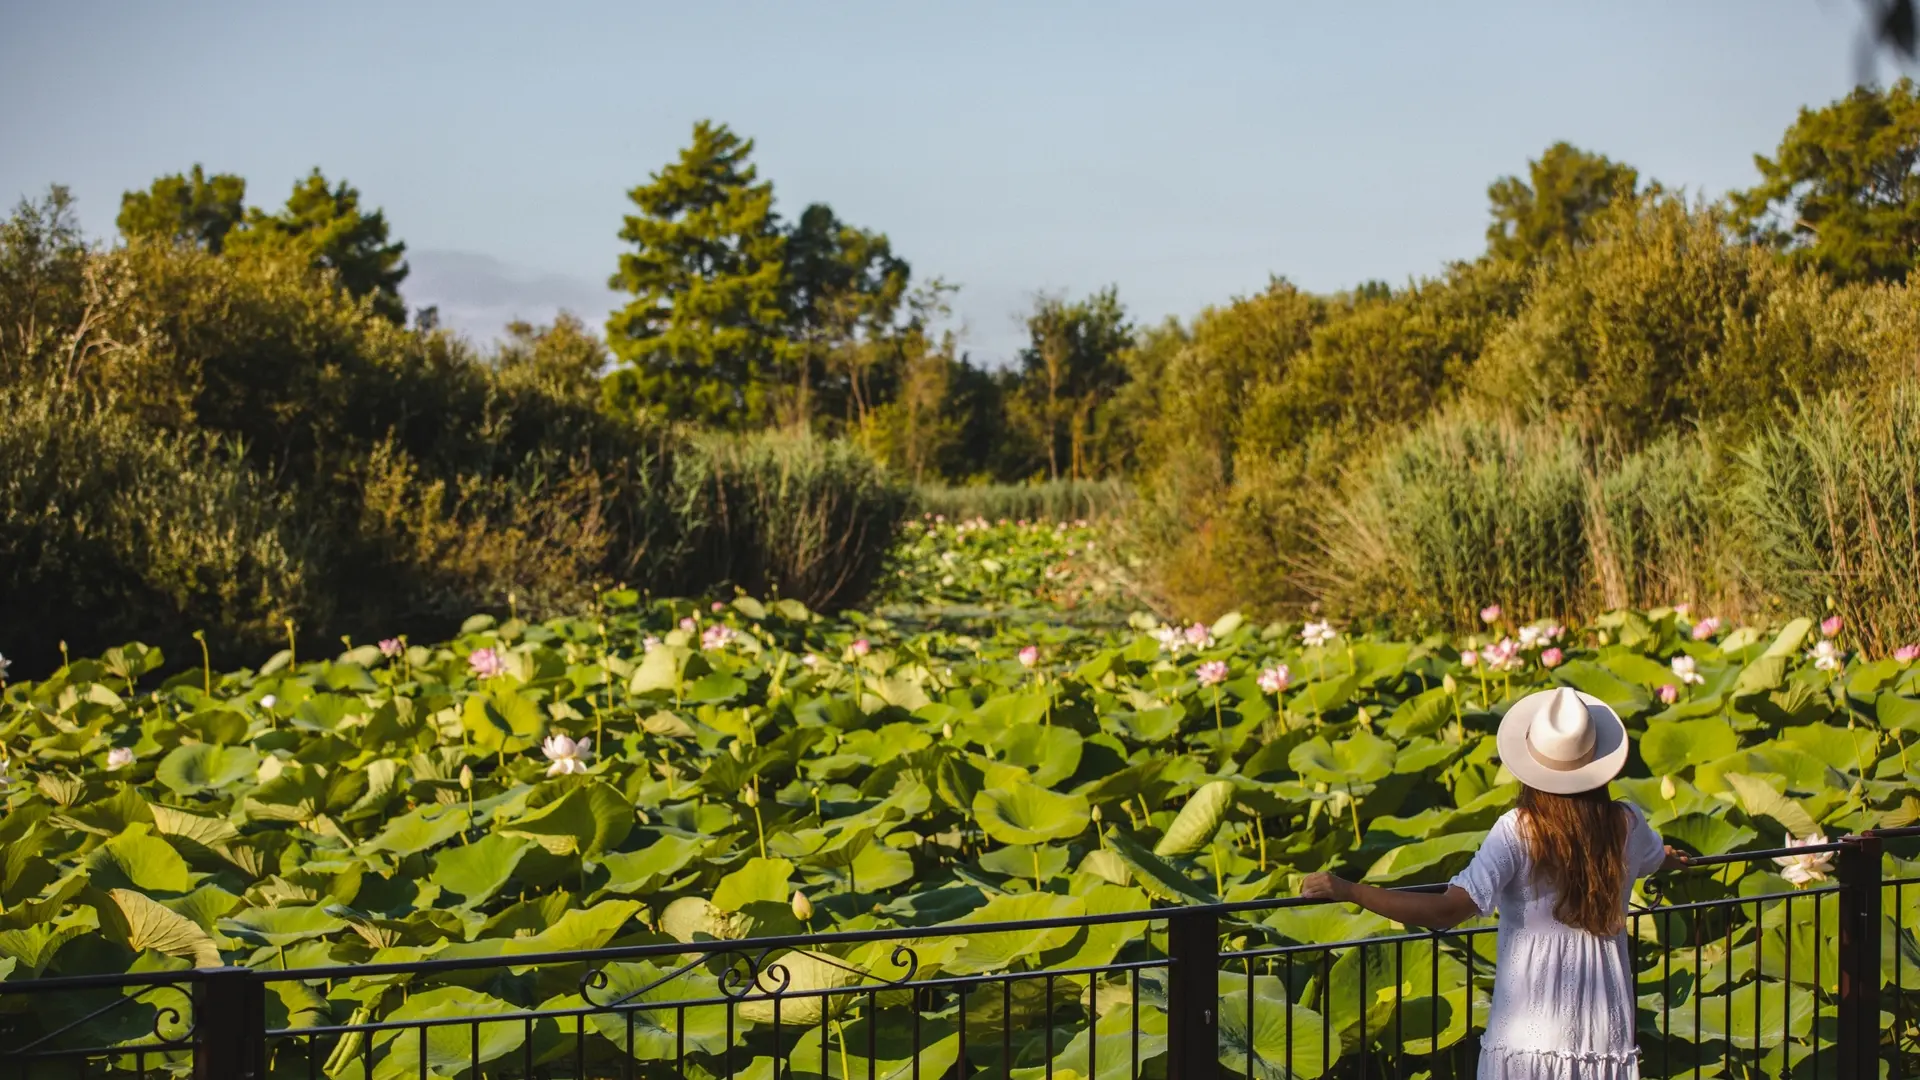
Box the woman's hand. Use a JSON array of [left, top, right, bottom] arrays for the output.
[[1660, 845, 1690, 872], [1299, 871, 1353, 903]]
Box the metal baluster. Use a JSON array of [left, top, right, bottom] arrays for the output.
[[959, 983, 970, 1080], [1131, 968, 1139, 1080], [1045, 975, 1055, 1079], [1694, 907, 1703, 1080], [1285, 952, 1294, 1080], [678, 1005, 688, 1080], [1003, 980, 1012, 1080], [1753, 901, 1763, 1078], [471, 1019, 480, 1078], [1393, 937, 1403, 1076], [1724, 904, 1733, 1077], [525, 1015, 534, 1080], [1358, 942, 1368, 1080], [1244, 959, 1254, 1080], [868, 989, 877, 1080], [1815, 888, 1822, 1079], [625, 1010, 635, 1080], [1088, 971, 1097, 1080], [417, 1026, 428, 1080]]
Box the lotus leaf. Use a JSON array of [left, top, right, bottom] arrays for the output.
[[1154, 780, 1235, 856], [155, 743, 260, 794], [372, 986, 528, 1079], [712, 857, 795, 911], [973, 786, 1090, 846], [1289, 730, 1395, 786], [1640, 718, 1741, 778]]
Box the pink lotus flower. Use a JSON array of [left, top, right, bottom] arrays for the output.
[[378, 638, 403, 658], [1673, 603, 1691, 619], [1483, 638, 1523, 672], [701, 624, 737, 650], [1657, 683, 1679, 705], [1670, 655, 1704, 686], [642, 635, 661, 652], [1460, 649, 1479, 669], [711, 601, 725, 613], [541, 734, 591, 777], [1018, 646, 1039, 668], [1480, 604, 1502, 624], [1196, 660, 1229, 687], [1184, 623, 1214, 648], [1896, 644, 1920, 664], [468, 648, 506, 679], [1691, 617, 1722, 641], [679, 617, 698, 633], [1821, 615, 1843, 638], [851, 638, 871, 657], [934, 514, 946, 523], [1540, 647, 1564, 669], [1258, 664, 1291, 694]]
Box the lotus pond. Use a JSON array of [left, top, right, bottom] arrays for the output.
[[5, 516, 1920, 1076]]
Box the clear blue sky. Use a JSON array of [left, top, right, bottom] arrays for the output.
[[0, 1, 1901, 362]]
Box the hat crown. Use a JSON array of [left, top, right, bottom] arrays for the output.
[[1529, 688, 1596, 763]]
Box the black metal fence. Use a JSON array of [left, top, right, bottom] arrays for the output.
[[6, 829, 1919, 1080]]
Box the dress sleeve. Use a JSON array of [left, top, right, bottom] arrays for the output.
[[1448, 813, 1520, 917], [1623, 801, 1666, 880]]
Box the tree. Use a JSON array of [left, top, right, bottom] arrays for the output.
[[117, 165, 247, 252], [225, 168, 409, 322], [495, 311, 610, 402], [1486, 143, 1641, 263], [782, 203, 911, 430], [605, 121, 789, 427], [1730, 78, 1920, 284], [1009, 288, 1133, 481]]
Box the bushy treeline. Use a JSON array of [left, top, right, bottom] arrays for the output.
[[0, 190, 905, 678], [1111, 82, 1920, 645]]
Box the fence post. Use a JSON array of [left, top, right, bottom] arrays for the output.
[[194, 966, 265, 1080], [1165, 905, 1220, 1080], [1836, 833, 1882, 1077]]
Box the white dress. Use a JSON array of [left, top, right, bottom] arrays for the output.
[[1446, 803, 1666, 1080]]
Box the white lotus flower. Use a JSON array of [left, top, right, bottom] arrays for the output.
[[1773, 833, 1834, 886], [1517, 625, 1542, 649], [1300, 620, 1337, 648], [1670, 655, 1704, 686], [0, 758, 11, 788], [541, 734, 592, 776], [0, 652, 10, 680], [1809, 639, 1843, 672], [106, 747, 135, 772], [1152, 625, 1182, 653]]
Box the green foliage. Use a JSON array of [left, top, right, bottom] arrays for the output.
[[116, 164, 247, 253], [671, 432, 910, 613], [0, 518, 1904, 1076], [1005, 288, 1135, 481], [223, 167, 410, 323], [911, 478, 1130, 524], [605, 121, 791, 426], [0, 194, 909, 678], [1485, 142, 1642, 263], [1733, 385, 1920, 655], [1731, 77, 1920, 284], [0, 387, 307, 672]]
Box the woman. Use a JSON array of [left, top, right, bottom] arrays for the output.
[[1301, 686, 1686, 1079]]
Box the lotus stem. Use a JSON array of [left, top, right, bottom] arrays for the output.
[[1032, 847, 1043, 892], [284, 618, 297, 669], [192, 631, 211, 697], [1256, 815, 1267, 872]]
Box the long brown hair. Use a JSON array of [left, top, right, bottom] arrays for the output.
[[1517, 784, 1630, 935]]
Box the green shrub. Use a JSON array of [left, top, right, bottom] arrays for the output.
[[911, 478, 1129, 523], [1734, 386, 1920, 653], [1314, 411, 1589, 628], [0, 388, 308, 672], [672, 433, 909, 612]]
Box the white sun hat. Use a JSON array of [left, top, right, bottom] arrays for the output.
[[1496, 686, 1630, 795]]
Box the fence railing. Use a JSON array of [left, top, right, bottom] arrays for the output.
[[5, 828, 1920, 1080]]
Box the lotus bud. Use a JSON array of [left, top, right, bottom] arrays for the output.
[[742, 785, 759, 808], [1091, 804, 1102, 823], [636, 809, 650, 824], [791, 890, 813, 921], [1355, 707, 1372, 729], [459, 764, 473, 791], [1442, 674, 1457, 695], [729, 741, 743, 762], [942, 722, 954, 739], [1660, 774, 1676, 802]]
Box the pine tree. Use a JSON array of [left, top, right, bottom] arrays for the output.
[[117, 165, 248, 253], [226, 168, 409, 323], [605, 121, 790, 426]]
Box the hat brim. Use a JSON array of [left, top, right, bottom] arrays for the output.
[[1496, 688, 1629, 795]]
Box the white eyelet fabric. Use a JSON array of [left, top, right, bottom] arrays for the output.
[[1447, 803, 1666, 1079]]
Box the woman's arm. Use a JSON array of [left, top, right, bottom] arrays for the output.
[[1661, 845, 1689, 872], [1299, 873, 1481, 930]]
